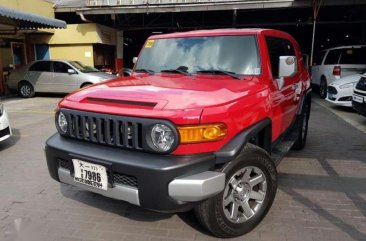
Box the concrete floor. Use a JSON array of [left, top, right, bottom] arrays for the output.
[[0, 96, 365, 241]]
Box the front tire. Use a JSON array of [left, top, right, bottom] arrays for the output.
[[18, 82, 35, 98], [195, 144, 277, 238]]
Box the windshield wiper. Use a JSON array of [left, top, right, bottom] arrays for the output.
[[161, 68, 191, 76], [135, 69, 155, 75], [196, 69, 243, 80]]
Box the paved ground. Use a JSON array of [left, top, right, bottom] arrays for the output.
[[0, 96, 365, 241]]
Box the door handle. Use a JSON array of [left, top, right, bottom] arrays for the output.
[[292, 83, 299, 90]]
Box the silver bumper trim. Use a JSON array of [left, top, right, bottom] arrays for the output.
[[58, 168, 140, 206], [168, 171, 225, 202]]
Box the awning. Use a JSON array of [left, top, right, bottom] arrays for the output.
[[0, 6, 66, 29]]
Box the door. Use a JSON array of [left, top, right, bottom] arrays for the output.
[[11, 42, 26, 69], [35, 44, 50, 60], [28, 61, 53, 92], [266, 36, 300, 136], [52, 61, 79, 93], [311, 50, 326, 85]]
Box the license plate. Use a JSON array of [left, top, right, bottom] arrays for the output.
[[353, 94, 364, 103], [72, 159, 108, 191]]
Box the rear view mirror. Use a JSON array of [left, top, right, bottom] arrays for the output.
[[279, 56, 297, 78], [132, 57, 138, 64], [68, 69, 77, 74]]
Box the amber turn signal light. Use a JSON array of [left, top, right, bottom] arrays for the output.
[[177, 123, 227, 144]]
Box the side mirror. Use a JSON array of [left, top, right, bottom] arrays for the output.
[[132, 57, 138, 64], [68, 69, 77, 74], [279, 56, 297, 78]]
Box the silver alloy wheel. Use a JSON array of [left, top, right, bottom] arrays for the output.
[[20, 85, 31, 96], [223, 166, 267, 223]]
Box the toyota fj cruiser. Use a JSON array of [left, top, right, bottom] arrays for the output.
[[45, 29, 311, 238]]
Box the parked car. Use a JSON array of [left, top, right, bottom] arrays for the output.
[[311, 45, 366, 99], [7, 60, 116, 98], [45, 29, 311, 238], [0, 102, 12, 142], [95, 65, 133, 77], [352, 75, 366, 117], [326, 73, 362, 107]]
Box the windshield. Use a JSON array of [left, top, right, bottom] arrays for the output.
[[69, 61, 99, 73], [135, 35, 261, 76]]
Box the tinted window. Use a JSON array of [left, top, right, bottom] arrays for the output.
[[53, 61, 71, 73], [136, 35, 261, 75], [29, 61, 51, 72], [339, 47, 366, 64], [266, 37, 296, 78], [69, 61, 99, 73], [324, 49, 341, 65], [313, 51, 326, 66]]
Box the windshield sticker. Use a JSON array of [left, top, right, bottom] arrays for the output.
[[145, 40, 155, 48]]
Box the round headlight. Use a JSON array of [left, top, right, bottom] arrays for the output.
[[151, 124, 175, 152], [57, 112, 68, 134]]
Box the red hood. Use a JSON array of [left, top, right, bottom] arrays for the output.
[[63, 74, 264, 111]]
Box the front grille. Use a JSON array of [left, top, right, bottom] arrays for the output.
[[356, 77, 366, 91], [354, 90, 366, 97], [327, 86, 338, 95], [59, 108, 178, 153], [58, 158, 71, 170], [339, 96, 352, 102], [0, 127, 10, 138], [57, 159, 138, 188], [69, 114, 143, 150], [113, 173, 138, 187], [62, 109, 146, 151]]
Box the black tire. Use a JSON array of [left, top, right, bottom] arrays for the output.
[[319, 77, 327, 99], [194, 144, 277, 238], [292, 102, 310, 150], [18, 82, 35, 98]]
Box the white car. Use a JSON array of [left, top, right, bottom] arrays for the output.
[[311, 45, 366, 99], [326, 73, 362, 107], [8, 60, 115, 98], [0, 103, 12, 142]]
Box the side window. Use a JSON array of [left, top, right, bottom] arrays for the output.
[[283, 39, 295, 56], [266, 37, 295, 78], [324, 49, 341, 65], [313, 51, 326, 66], [53, 61, 71, 73], [339, 48, 366, 65], [29, 61, 51, 72]]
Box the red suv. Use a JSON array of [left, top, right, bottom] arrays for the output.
[[45, 29, 311, 238]]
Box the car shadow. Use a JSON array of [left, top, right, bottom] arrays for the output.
[[0, 128, 21, 151], [59, 183, 211, 235], [278, 101, 366, 240]]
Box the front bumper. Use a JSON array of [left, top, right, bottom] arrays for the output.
[[326, 85, 353, 107], [0, 110, 12, 142], [352, 91, 366, 117], [45, 133, 225, 212]]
